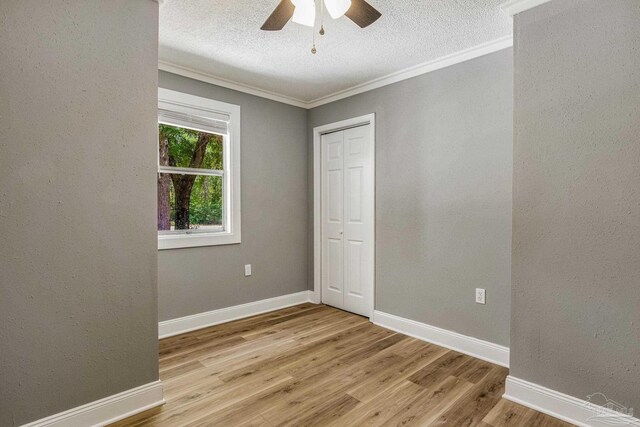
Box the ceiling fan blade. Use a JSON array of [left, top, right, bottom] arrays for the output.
[[261, 0, 295, 31], [345, 0, 381, 28]]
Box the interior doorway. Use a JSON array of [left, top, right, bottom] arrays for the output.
[[313, 114, 375, 318]]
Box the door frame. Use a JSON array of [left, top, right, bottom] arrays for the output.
[[312, 113, 376, 319]]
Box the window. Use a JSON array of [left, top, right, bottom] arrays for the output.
[[157, 88, 241, 249]]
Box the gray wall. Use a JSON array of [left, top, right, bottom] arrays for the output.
[[0, 1, 159, 425], [511, 0, 640, 410], [309, 49, 514, 346], [158, 72, 309, 322]]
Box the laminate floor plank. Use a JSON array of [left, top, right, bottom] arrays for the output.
[[218, 322, 386, 383], [328, 380, 425, 426], [158, 303, 317, 353], [430, 366, 508, 426], [483, 398, 534, 426], [346, 342, 449, 403], [522, 410, 577, 427], [112, 304, 575, 427], [380, 375, 475, 426], [159, 360, 206, 382]]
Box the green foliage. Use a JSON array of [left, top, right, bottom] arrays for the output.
[[183, 175, 223, 226], [159, 124, 223, 169], [159, 124, 224, 228]]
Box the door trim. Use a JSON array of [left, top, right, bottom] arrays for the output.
[[313, 114, 376, 319]]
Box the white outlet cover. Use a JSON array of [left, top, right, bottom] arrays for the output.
[[475, 288, 486, 305], [244, 264, 252, 276]]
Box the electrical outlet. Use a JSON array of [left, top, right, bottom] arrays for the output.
[[475, 288, 486, 305], [244, 264, 252, 277]]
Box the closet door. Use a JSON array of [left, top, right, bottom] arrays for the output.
[[321, 130, 345, 310], [321, 124, 373, 317], [342, 125, 373, 316]]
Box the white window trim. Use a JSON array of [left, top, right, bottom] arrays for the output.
[[157, 88, 241, 250]]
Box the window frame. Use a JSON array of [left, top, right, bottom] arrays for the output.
[[157, 88, 241, 250]]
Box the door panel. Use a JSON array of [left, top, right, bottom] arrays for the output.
[[327, 238, 343, 292], [328, 170, 342, 223], [347, 167, 363, 222], [321, 131, 344, 309], [342, 125, 372, 316], [321, 124, 373, 317], [346, 240, 363, 296]]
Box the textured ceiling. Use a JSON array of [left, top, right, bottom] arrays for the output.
[[159, 0, 513, 103]]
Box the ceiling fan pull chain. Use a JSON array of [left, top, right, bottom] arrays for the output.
[[320, 0, 326, 35], [311, 7, 318, 54]]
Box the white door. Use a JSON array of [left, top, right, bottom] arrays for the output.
[[321, 124, 373, 317]]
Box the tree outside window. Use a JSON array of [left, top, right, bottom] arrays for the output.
[[157, 124, 224, 233]]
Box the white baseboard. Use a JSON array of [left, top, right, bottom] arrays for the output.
[[308, 290, 321, 304], [504, 376, 640, 427], [21, 381, 164, 427], [371, 311, 510, 367], [159, 291, 315, 339]]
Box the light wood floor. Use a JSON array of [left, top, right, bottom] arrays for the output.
[[112, 304, 573, 427]]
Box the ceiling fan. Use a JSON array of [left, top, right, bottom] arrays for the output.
[[261, 0, 382, 31]]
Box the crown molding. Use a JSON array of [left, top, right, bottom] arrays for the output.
[[501, 0, 553, 16], [158, 61, 309, 108], [305, 35, 513, 108], [159, 35, 513, 110]]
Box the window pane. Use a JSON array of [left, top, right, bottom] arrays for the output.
[[158, 173, 223, 233], [158, 124, 223, 170]]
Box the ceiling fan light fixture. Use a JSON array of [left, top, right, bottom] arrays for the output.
[[260, 0, 381, 34], [324, 0, 351, 19], [291, 0, 316, 27]]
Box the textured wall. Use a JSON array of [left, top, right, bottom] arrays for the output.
[[309, 49, 513, 346], [0, 1, 159, 425], [158, 72, 309, 321], [512, 0, 640, 410]]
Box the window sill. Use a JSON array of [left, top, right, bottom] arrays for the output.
[[158, 232, 241, 250]]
